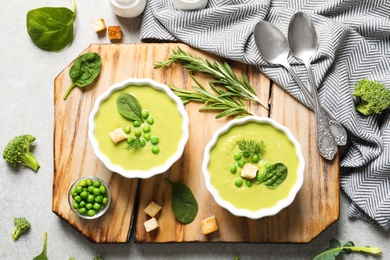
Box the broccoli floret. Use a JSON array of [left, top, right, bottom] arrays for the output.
[[353, 78, 390, 115], [2, 134, 40, 172], [12, 217, 31, 241]]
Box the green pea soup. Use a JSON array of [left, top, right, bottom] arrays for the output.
[[94, 84, 184, 171], [207, 121, 300, 211]]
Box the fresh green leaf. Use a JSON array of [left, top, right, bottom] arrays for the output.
[[33, 232, 48, 260], [63, 52, 102, 100], [258, 163, 288, 189], [164, 178, 198, 224], [313, 239, 382, 260], [125, 137, 142, 150], [236, 139, 266, 156], [26, 0, 76, 52], [116, 93, 144, 122]]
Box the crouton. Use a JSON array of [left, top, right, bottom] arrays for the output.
[[144, 201, 162, 218], [241, 163, 258, 180], [92, 18, 106, 33], [144, 217, 159, 232], [109, 128, 128, 144], [108, 26, 122, 40], [201, 216, 219, 235]]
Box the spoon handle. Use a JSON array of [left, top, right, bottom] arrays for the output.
[[283, 62, 337, 160], [305, 62, 348, 146]]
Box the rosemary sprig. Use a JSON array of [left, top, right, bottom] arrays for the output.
[[170, 75, 255, 119], [154, 47, 268, 111]]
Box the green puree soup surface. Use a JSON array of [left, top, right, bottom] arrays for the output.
[[208, 121, 299, 211], [94, 84, 183, 171]]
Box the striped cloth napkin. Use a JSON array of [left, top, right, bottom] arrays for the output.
[[140, 0, 390, 230]]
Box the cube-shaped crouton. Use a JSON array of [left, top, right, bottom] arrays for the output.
[[241, 163, 258, 180], [144, 217, 159, 232], [144, 201, 162, 218], [109, 128, 128, 144], [201, 216, 218, 235], [108, 26, 122, 40], [92, 18, 106, 33]]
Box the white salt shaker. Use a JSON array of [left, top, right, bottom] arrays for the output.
[[110, 0, 147, 18], [173, 0, 208, 10]]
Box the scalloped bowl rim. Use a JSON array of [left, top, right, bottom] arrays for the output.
[[88, 78, 189, 179], [202, 116, 305, 219]]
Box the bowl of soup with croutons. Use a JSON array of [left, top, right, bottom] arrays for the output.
[[202, 116, 304, 219], [88, 78, 189, 179]]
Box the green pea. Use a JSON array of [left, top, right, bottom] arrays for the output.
[[87, 209, 96, 217], [74, 195, 81, 203], [243, 151, 251, 158], [230, 164, 237, 174], [132, 120, 141, 127], [80, 191, 88, 200], [72, 202, 80, 209], [86, 178, 93, 186], [86, 203, 93, 210], [264, 161, 272, 169], [70, 188, 77, 197], [134, 130, 142, 137], [75, 185, 83, 194], [79, 201, 86, 208], [78, 207, 87, 215], [82, 187, 88, 192], [256, 173, 265, 182], [151, 146, 160, 154], [127, 137, 135, 144], [78, 180, 87, 187], [87, 194, 95, 203], [146, 117, 154, 125], [139, 138, 146, 147], [143, 133, 151, 141], [95, 195, 103, 203], [142, 110, 149, 119], [87, 185, 94, 193], [99, 185, 107, 194], [237, 160, 245, 168], [123, 125, 131, 134], [93, 180, 101, 188], [143, 125, 151, 133], [251, 154, 260, 163], [245, 180, 253, 187], [151, 136, 159, 145], [235, 178, 243, 187], [102, 197, 109, 205], [93, 203, 102, 211], [93, 187, 102, 196], [233, 152, 242, 161]]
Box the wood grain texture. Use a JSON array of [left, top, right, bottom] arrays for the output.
[[53, 43, 339, 244]]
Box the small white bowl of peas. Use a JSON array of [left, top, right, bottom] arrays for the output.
[[68, 176, 111, 219]]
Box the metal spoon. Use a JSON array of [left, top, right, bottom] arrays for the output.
[[254, 21, 337, 160], [288, 12, 347, 146]]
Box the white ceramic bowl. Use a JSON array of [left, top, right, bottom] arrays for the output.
[[202, 116, 305, 219], [88, 78, 189, 179], [110, 0, 146, 18], [172, 0, 208, 10]]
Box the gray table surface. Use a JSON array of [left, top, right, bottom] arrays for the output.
[[0, 0, 389, 259]]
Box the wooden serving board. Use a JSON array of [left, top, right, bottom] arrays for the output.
[[53, 43, 340, 244]]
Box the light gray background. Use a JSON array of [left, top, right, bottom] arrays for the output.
[[0, 0, 388, 259]]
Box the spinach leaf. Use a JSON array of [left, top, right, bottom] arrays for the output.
[[26, 0, 76, 52], [313, 239, 381, 260], [63, 52, 102, 100], [33, 232, 48, 260], [116, 93, 144, 122], [164, 178, 198, 224], [258, 162, 288, 189]]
